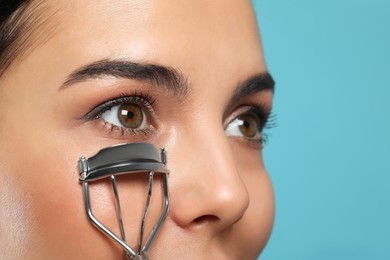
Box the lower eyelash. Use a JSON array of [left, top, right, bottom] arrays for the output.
[[102, 121, 155, 137], [261, 133, 269, 145]]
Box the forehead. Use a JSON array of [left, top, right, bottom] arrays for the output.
[[9, 0, 266, 93]]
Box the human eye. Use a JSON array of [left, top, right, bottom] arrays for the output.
[[85, 92, 157, 137], [225, 106, 274, 148]]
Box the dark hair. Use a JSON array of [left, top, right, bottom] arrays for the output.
[[0, 1, 26, 22], [0, 0, 31, 77]]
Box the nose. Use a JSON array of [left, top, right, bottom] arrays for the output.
[[169, 129, 250, 233]]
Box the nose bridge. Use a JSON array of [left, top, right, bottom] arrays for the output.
[[170, 122, 250, 230]]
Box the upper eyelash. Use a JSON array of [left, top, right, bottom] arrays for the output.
[[239, 106, 276, 148], [245, 106, 276, 132], [263, 112, 277, 130], [83, 91, 156, 120], [260, 111, 277, 147], [122, 91, 156, 106]]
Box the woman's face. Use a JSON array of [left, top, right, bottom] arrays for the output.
[[0, 0, 274, 259]]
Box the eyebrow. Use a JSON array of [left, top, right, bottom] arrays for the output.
[[234, 72, 274, 98], [226, 73, 275, 112], [61, 59, 188, 98], [61, 59, 274, 105]]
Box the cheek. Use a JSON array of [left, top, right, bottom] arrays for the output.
[[0, 139, 103, 258], [0, 124, 164, 258], [232, 146, 275, 255], [0, 169, 34, 259], [243, 171, 275, 254], [224, 171, 274, 259]]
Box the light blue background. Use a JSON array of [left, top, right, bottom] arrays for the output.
[[253, 1, 390, 259]]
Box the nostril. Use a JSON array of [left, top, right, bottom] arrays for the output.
[[193, 215, 220, 225]]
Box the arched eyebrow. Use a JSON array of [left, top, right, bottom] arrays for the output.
[[60, 59, 274, 104], [218, 73, 275, 120], [234, 73, 275, 99], [225, 73, 275, 113], [60, 59, 189, 98]]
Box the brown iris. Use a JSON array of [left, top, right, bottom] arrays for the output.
[[238, 112, 260, 138], [117, 103, 144, 129]]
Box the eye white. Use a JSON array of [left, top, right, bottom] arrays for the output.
[[225, 118, 245, 137], [101, 104, 148, 129], [225, 116, 262, 140]]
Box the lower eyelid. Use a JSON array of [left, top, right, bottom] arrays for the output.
[[228, 135, 264, 150], [93, 119, 157, 139]]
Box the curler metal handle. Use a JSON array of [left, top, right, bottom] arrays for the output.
[[78, 142, 169, 260]]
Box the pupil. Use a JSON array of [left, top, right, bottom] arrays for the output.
[[244, 120, 250, 128], [127, 111, 134, 119]]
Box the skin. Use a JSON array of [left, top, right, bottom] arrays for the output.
[[0, 0, 274, 259]]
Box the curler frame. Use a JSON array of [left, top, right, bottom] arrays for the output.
[[78, 142, 169, 260]]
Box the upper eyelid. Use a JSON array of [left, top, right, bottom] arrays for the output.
[[224, 105, 271, 129], [83, 95, 155, 121], [84, 93, 274, 130], [249, 106, 272, 129]]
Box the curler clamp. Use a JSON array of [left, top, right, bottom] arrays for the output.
[[78, 142, 169, 260]]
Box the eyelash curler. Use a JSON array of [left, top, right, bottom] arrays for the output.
[[78, 142, 169, 260]]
